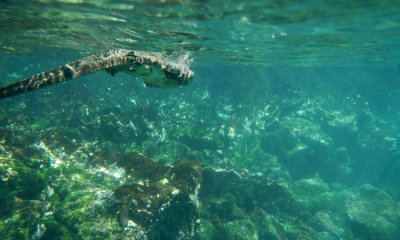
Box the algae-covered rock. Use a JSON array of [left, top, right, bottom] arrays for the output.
[[346, 184, 400, 240], [261, 116, 336, 180], [0, 198, 46, 240], [289, 176, 343, 218], [145, 141, 191, 165], [40, 128, 82, 153], [198, 167, 289, 240], [113, 157, 204, 240], [0, 154, 53, 240], [174, 125, 223, 152], [200, 168, 288, 213], [251, 209, 285, 240], [318, 109, 358, 145], [194, 219, 218, 240], [282, 221, 337, 240], [54, 188, 122, 240], [220, 219, 258, 240], [310, 211, 345, 238], [207, 193, 238, 222]]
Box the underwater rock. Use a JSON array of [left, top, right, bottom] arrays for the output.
[[0, 126, 12, 142], [282, 117, 333, 150], [178, 133, 220, 151], [90, 104, 162, 146], [246, 151, 291, 183], [195, 219, 218, 240], [0, 198, 48, 240], [251, 209, 286, 240], [54, 187, 122, 240], [378, 152, 400, 188], [198, 167, 290, 240], [352, 119, 400, 185], [113, 157, 203, 240], [287, 176, 347, 223], [103, 151, 290, 240], [310, 210, 345, 238], [171, 124, 225, 153], [220, 219, 258, 240], [93, 150, 170, 182], [145, 141, 191, 165], [0, 156, 48, 201], [262, 115, 338, 180], [282, 117, 334, 176], [206, 192, 243, 223], [281, 221, 337, 240], [200, 168, 288, 214], [0, 154, 56, 240], [317, 109, 358, 145], [0, 125, 38, 150], [346, 184, 400, 240], [94, 111, 132, 144], [11, 146, 43, 161], [40, 128, 81, 153], [117, 152, 168, 181], [261, 123, 299, 158]]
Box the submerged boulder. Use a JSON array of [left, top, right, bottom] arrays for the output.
[[195, 219, 218, 240], [289, 176, 334, 217], [262, 116, 336, 180], [112, 156, 204, 240], [346, 184, 400, 240], [310, 210, 345, 238], [200, 168, 288, 213], [94, 150, 290, 240], [220, 219, 258, 240], [251, 209, 286, 240]]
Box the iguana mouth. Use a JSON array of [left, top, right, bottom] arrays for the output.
[[0, 49, 194, 99]]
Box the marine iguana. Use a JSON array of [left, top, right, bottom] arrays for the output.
[[0, 49, 194, 99]]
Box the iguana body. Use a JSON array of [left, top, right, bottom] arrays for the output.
[[0, 49, 194, 99]]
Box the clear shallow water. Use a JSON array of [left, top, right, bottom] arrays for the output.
[[1, 0, 400, 66], [1, 1, 400, 240]]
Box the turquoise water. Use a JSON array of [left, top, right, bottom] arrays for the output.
[[1, 0, 400, 66], [1, 1, 400, 239]]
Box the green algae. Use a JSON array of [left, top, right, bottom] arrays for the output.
[[195, 219, 218, 240], [220, 219, 258, 240], [0, 156, 52, 240]]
